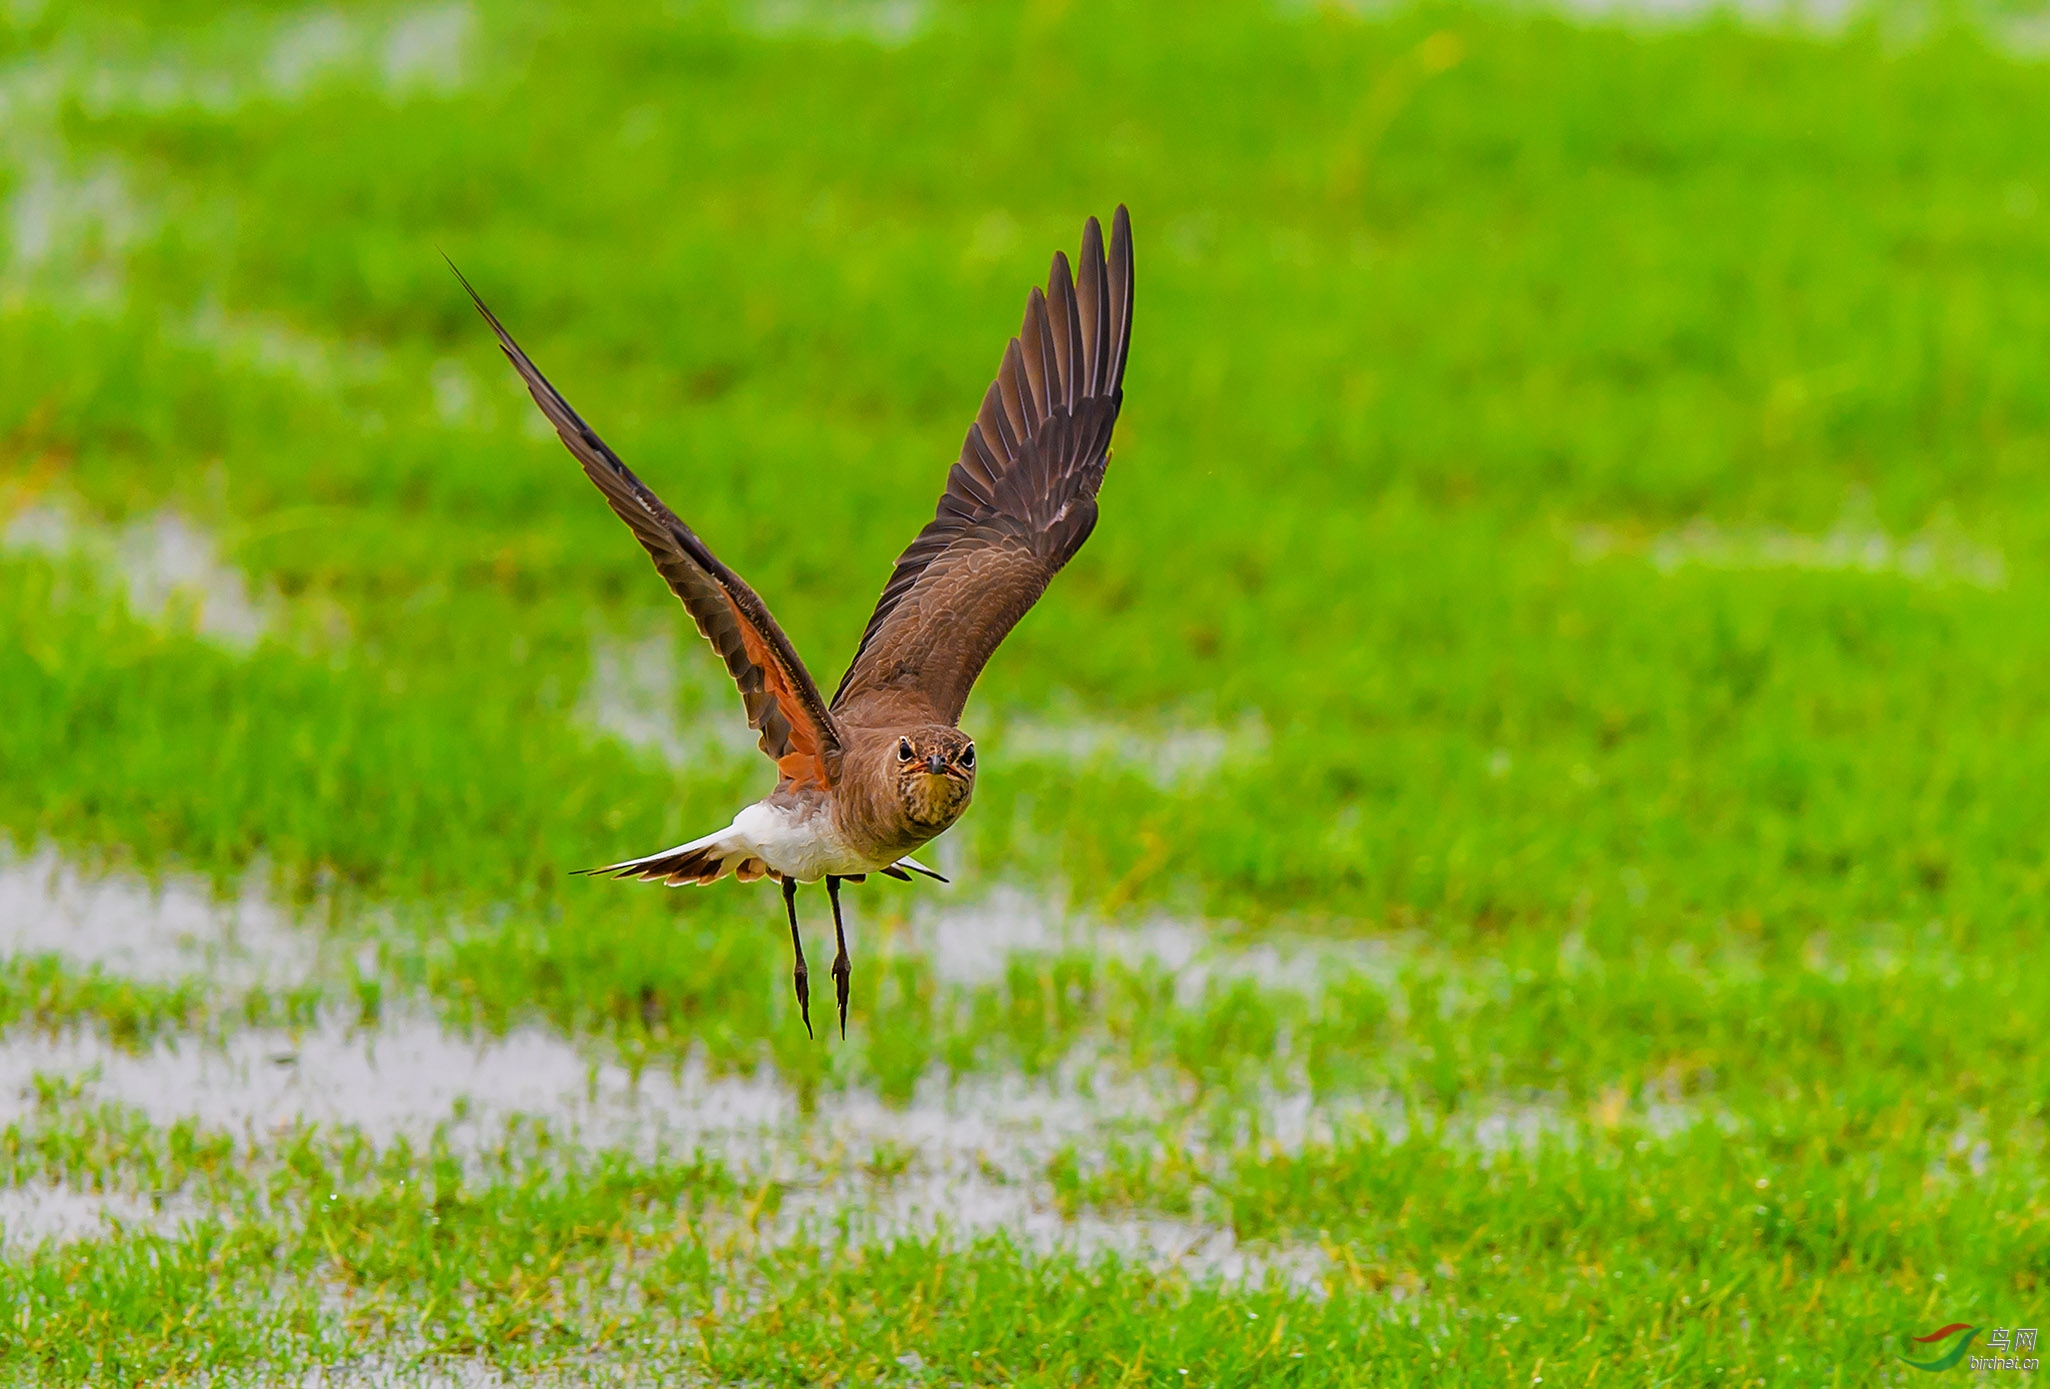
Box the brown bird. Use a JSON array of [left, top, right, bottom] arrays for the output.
[[453, 207, 1134, 1039]]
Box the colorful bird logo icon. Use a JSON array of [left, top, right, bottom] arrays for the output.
[[1900, 1324, 1980, 1372]]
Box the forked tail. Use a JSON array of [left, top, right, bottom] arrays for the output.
[[578, 829, 769, 887], [577, 834, 949, 887]]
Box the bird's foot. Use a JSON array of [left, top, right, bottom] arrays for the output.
[[831, 950, 850, 1040], [793, 964, 813, 1039]]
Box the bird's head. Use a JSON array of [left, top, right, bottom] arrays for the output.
[[889, 725, 977, 828]]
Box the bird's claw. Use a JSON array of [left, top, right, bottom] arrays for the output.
[[783, 875, 812, 1038], [831, 953, 850, 1040]]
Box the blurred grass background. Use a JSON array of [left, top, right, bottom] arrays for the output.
[[8, 0, 2050, 989], [0, 0, 2047, 1380]]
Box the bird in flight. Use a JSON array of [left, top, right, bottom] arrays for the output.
[[453, 207, 1134, 1039]]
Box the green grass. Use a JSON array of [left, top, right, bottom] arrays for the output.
[[0, 955, 210, 1049], [2, 0, 2049, 1381]]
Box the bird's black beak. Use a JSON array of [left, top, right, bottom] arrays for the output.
[[925, 751, 948, 775]]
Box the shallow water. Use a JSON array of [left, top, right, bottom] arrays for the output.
[[996, 707, 1271, 789], [913, 882, 1406, 1000], [0, 1181, 193, 1251], [2, 504, 277, 650], [577, 625, 759, 772], [0, 850, 1731, 1295], [1575, 504, 2008, 589], [0, 846, 320, 989]]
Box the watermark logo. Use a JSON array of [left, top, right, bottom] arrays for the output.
[[1901, 1324, 2038, 1374]]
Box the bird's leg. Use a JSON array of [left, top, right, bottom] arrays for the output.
[[826, 875, 851, 1040], [783, 875, 812, 1039]]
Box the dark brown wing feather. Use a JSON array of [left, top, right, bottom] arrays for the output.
[[451, 262, 843, 789], [832, 206, 1133, 724]]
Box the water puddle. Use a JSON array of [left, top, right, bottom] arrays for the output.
[[0, 1012, 779, 1150], [997, 703, 1269, 788], [182, 303, 391, 389], [1576, 502, 2006, 589], [0, 1011, 1326, 1285], [377, 3, 475, 96], [914, 884, 1405, 999], [294, 1364, 529, 1389], [1, 4, 476, 319], [773, 1169, 1330, 1290], [0, 846, 321, 989], [3, 501, 276, 649], [1, 154, 149, 306], [0, 3, 476, 126], [0, 853, 1730, 1292], [1289, 0, 2050, 50], [0, 1182, 193, 1251], [741, 0, 931, 46], [578, 625, 760, 771]]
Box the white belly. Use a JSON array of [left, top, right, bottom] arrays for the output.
[[730, 801, 879, 883]]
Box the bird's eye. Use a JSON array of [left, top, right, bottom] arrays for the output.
[[897, 738, 914, 762], [960, 744, 975, 769]]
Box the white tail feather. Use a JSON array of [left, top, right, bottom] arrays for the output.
[[891, 854, 948, 883], [584, 818, 949, 888], [586, 827, 768, 887]]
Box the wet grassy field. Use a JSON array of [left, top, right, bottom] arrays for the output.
[[2, 0, 2048, 1382]]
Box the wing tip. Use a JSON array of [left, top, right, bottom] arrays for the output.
[[1107, 204, 1134, 390], [441, 251, 500, 330]]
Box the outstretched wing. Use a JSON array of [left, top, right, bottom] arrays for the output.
[[452, 263, 843, 790], [831, 206, 1134, 724]]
